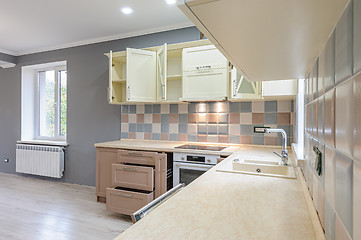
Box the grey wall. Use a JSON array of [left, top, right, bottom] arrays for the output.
[[0, 27, 201, 186], [0, 52, 16, 64]]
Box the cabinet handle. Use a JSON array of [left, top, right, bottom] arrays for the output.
[[233, 80, 237, 97], [196, 65, 211, 71], [107, 87, 111, 102], [118, 193, 133, 197], [259, 82, 262, 95], [123, 167, 138, 171], [161, 83, 166, 100], [127, 85, 130, 100], [127, 152, 142, 156]]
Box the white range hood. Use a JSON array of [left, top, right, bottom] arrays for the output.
[[178, 0, 349, 82]]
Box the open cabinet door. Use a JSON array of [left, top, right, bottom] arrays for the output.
[[126, 48, 157, 102], [231, 67, 261, 99], [157, 43, 167, 101], [108, 50, 113, 103]]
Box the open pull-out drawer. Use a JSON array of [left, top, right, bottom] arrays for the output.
[[106, 188, 154, 215], [112, 164, 154, 191]]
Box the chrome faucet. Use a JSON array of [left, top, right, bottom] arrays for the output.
[[264, 128, 288, 165]]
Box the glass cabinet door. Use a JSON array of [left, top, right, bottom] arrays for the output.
[[231, 67, 262, 99]]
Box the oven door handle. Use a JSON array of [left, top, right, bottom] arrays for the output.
[[174, 162, 214, 169]]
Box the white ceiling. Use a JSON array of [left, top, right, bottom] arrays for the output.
[[0, 0, 193, 56]]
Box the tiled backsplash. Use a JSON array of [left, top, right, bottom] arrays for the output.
[[303, 1, 361, 239], [120, 100, 295, 146]]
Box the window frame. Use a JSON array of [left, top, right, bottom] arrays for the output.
[[35, 65, 67, 141]]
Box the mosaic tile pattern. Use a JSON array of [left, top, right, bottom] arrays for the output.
[[120, 100, 295, 146]]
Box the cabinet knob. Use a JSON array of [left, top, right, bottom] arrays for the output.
[[207, 159, 211, 163]]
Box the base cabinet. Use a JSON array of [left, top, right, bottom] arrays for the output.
[[96, 147, 167, 216], [96, 148, 118, 201]]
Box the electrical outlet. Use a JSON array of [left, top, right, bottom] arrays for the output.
[[4, 158, 9, 163], [313, 146, 322, 176], [254, 126, 270, 133]]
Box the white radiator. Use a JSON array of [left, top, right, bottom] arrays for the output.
[[16, 144, 64, 178]]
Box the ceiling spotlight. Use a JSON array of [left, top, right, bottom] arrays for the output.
[[121, 7, 134, 15], [165, 0, 177, 5]]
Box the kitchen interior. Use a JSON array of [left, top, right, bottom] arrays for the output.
[[0, 0, 360, 239]]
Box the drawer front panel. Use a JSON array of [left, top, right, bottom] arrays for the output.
[[112, 164, 154, 191], [106, 188, 154, 215], [117, 150, 158, 165]]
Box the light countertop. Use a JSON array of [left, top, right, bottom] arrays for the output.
[[113, 145, 318, 240], [94, 139, 281, 156]]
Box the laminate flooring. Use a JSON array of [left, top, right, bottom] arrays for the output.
[[0, 172, 132, 240]]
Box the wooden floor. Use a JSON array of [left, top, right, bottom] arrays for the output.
[[0, 172, 132, 240]]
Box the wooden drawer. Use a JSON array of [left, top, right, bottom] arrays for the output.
[[106, 188, 154, 215], [117, 150, 158, 165], [112, 164, 154, 191]]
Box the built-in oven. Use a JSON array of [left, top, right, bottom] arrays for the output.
[[173, 152, 219, 187]]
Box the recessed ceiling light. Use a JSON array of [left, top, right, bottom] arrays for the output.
[[121, 7, 134, 15], [165, 0, 177, 5]]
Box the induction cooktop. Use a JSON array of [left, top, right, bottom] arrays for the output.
[[175, 144, 228, 151]]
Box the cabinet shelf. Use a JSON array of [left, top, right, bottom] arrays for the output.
[[167, 75, 182, 81], [112, 79, 126, 83]]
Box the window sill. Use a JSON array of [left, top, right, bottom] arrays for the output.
[[17, 140, 68, 147]]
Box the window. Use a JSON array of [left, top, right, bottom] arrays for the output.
[[37, 67, 67, 140], [21, 61, 67, 143]]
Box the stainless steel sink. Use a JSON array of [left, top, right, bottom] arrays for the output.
[[217, 158, 296, 179]]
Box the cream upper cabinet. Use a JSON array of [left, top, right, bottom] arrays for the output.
[[178, 0, 348, 82], [107, 41, 297, 104], [108, 50, 126, 103], [262, 79, 298, 98], [107, 48, 158, 104], [126, 48, 157, 102], [181, 45, 229, 101], [106, 39, 213, 104], [230, 67, 262, 100]]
